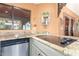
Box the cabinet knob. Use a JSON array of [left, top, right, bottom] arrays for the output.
[[38, 53, 41, 56]]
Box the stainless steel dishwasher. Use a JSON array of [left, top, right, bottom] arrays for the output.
[[0, 41, 1, 56], [1, 38, 29, 56]]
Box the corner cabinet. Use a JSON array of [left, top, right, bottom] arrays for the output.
[[30, 38, 65, 56]]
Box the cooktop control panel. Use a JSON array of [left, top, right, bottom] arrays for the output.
[[60, 38, 77, 47]]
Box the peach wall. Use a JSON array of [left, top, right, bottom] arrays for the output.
[[34, 4, 58, 35]]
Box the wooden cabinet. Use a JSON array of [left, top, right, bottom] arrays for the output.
[[63, 14, 74, 36], [13, 7, 30, 25], [57, 3, 66, 16], [0, 3, 31, 30], [0, 4, 13, 30], [30, 38, 65, 56], [0, 4, 12, 18]]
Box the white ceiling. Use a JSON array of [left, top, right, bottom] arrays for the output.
[[66, 3, 79, 16]]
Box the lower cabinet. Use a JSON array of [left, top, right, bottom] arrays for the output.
[[30, 38, 65, 56], [30, 44, 46, 56]]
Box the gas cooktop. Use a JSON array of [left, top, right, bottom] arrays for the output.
[[36, 35, 77, 47]]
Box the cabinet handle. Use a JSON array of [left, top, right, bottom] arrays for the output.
[[38, 53, 41, 56]]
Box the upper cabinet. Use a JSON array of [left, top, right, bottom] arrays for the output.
[[13, 7, 31, 30], [0, 3, 31, 30], [0, 4, 13, 30], [13, 7, 30, 25], [57, 3, 66, 16], [0, 4, 12, 18]]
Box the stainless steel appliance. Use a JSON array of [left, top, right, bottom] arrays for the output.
[[1, 38, 29, 56], [0, 41, 1, 56]]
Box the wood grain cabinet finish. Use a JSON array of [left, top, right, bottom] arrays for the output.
[[13, 7, 31, 25], [58, 3, 66, 16], [0, 4, 12, 18]]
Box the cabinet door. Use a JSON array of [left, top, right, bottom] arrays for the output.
[[30, 44, 39, 56], [30, 43, 45, 56], [0, 4, 12, 18], [0, 4, 13, 30], [63, 14, 74, 36], [30, 38, 65, 56], [13, 7, 31, 29], [0, 4, 31, 30]]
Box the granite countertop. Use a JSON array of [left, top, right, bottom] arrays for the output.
[[0, 32, 65, 55], [0, 31, 35, 41], [32, 35, 79, 56], [0, 31, 79, 56]]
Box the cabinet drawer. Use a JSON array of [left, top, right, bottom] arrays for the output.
[[31, 38, 64, 56]]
